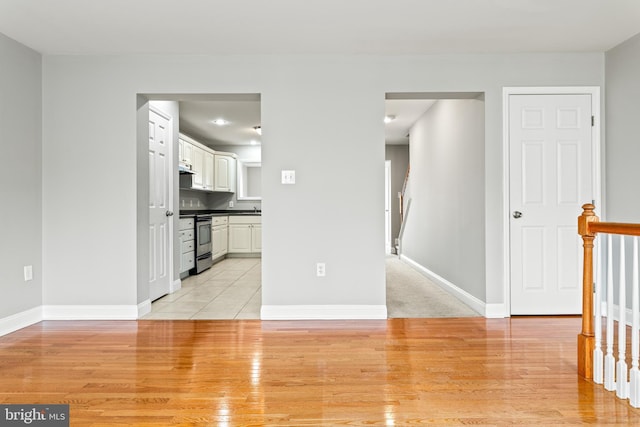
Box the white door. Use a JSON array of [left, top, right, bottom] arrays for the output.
[[509, 93, 593, 314], [149, 108, 173, 301]]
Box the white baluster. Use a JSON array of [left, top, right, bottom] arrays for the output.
[[617, 235, 629, 399], [630, 236, 640, 408], [594, 235, 603, 384], [605, 234, 616, 391]]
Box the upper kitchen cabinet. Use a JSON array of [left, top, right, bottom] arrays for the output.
[[191, 144, 205, 189], [186, 144, 214, 191], [178, 137, 193, 170], [204, 150, 214, 191], [178, 133, 235, 193], [214, 153, 237, 192]]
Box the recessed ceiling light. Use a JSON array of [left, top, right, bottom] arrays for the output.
[[253, 126, 262, 135], [211, 118, 229, 126], [384, 115, 396, 124]]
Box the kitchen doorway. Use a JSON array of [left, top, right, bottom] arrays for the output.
[[138, 93, 263, 320]]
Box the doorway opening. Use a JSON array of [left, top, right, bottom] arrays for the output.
[[384, 92, 485, 318], [137, 93, 263, 320]]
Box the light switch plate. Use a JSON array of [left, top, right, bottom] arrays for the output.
[[281, 170, 296, 184], [24, 265, 33, 281]]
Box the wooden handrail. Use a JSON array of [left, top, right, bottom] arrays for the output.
[[577, 203, 640, 379], [589, 222, 640, 237]]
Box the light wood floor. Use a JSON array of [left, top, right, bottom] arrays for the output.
[[1, 317, 639, 426]]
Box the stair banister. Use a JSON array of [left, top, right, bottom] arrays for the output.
[[578, 203, 599, 379], [577, 203, 640, 380]]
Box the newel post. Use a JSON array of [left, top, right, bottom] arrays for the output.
[[578, 203, 599, 379]]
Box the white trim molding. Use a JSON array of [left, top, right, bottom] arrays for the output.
[[42, 305, 139, 320], [261, 305, 388, 320], [502, 86, 602, 316], [601, 302, 633, 327], [399, 254, 506, 318], [170, 279, 182, 294], [0, 306, 42, 337], [137, 299, 152, 318]]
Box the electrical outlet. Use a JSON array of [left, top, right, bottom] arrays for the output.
[[24, 265, 33, 282], [316, 263, 326, 277], [229, 201, 234, 208]]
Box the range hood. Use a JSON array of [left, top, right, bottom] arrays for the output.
[[178, 164, 195, 174]]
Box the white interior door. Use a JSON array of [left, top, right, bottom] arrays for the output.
[[509, 93, 593, 314], [149, 108, 172, 301]]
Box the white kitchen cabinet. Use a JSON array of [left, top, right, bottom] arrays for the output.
[[179, 217, 195, 274], [211, 216, 228, 261], [228, 215, 261, 254], [204, 151, 214, 191], [190, 145, 214, 191], [178, 138, 193, 167], [192, 145, 204, 189], [252, 224, 262, 252], [214, 153, 237, 192]]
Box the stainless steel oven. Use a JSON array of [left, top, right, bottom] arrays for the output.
[[194, 214, 213, 273]]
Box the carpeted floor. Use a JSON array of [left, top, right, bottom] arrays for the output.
[[386, 256, 480, 318]]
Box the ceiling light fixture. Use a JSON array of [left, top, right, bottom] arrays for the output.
[[250, 140, 258, 146], [211, 118, 229, 126], [384, 115, 396, 124], [253, 126, 262, 135]]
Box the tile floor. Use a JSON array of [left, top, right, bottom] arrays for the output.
[[142, 257, 261, 319], [144, 256, 479, 320]]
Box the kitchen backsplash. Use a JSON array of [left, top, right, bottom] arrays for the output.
[[179, 189, 262, 211]]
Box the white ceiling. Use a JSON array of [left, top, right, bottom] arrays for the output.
[[1, 0, 639, 55], [3, 0, 640, 146], [179, 99, 261, 147]]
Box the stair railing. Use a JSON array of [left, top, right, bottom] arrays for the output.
[[578, 203, 640, 407]]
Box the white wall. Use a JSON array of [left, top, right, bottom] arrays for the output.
[[36, 52, 603, 318], [0, 33, 42, 322], [402, 99, 485, 300], [605, 33, 640, 222]]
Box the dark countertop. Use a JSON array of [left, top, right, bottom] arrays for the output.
[[180, 210, 261, 218]]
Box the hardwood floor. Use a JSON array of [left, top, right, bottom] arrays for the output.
[[1, 317, 639, 426]]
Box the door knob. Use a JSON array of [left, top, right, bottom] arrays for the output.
[[513, 211, 522, 219], [166, 211, 174, 217]]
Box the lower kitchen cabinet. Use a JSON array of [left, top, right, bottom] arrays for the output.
[[211, 216, 229, 261], [228, 215, 261, 254], [179, 217, 195, 274]]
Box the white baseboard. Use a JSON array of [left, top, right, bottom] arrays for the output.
[[261, 305, 388, 320], [42, 305, 139, 320], [0, 306, 43, 337], [137, 299, 152, 318], [170, 279, 181, 293], [399, 254, 502, 318], [484, 303, 509, 318], [600, 301, 634, 326]]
